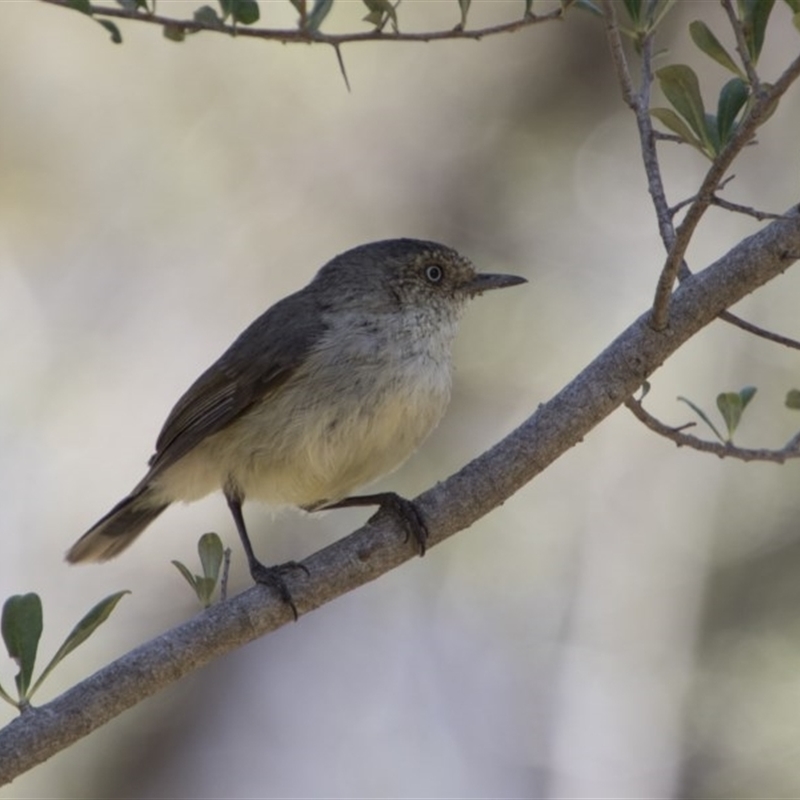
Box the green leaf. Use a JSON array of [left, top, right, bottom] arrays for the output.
[[650, 107, 706, 152], [306, 0, 334, 30], [457, 0, 471, 28], [30, 591, 130, 698], [716, 393, 742, 441], [677, 396, 726, 443], [785, 0, 800, 12], [743, 0, 775, 62], [230, 0, 260, 25], [2, 594, 43, 700], [198, 533, 223, 584], [194, 577, 217, 608], [717, 77, 749, 144], [716, 386, 756, 442], [115, 0, 149, 10], [689, 20, 743, 76], [66, 0, 93, 14], [785, 389, 800, 409], [163, 23, 186, 40], [172, 560, 198, 590], [97, 19, 123, 42], [647, 0, 677, 30], [622, 0, 642, 23], [194, 5, 224, 25], [361, 0, 397, 30], [572, 0, 603, 15], [704, 112, 721, 156], [655, 64, 712, 151], [739, 385, 757, 410]]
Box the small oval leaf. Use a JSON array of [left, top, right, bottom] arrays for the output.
[[739, 385, 757, 411], [457, 0, 471, 28], [2, 594, 43, 700], [232, 0, 260, 25], [361, 0, 397, 30], [677, 396, 726, 443], [66, 0, 93, 15], [623, 0, 642, 23], [29, 591, 130, 700], [306, 0, 334, 31], [198, 533, 223, 583], [163, 23, 187, 40], [717, 77, 749, 144], [46, 591, 130, 668], [194, 5, 224, 26], [745, 0, 776, 62], [785, 389, 800, 409], [650, 107, 706, 153], [717, 392, 743, 441], [172, 560, 199, 590], [572, 0, 603, 15], [689, 20, 743, 76], [194, 578, 217, 608], [656, 64, 710, 149], [97, 19, 123, 43]]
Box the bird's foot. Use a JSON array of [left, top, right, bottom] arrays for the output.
[[249, 560, 309, 620], [323, 492, 429, 556]]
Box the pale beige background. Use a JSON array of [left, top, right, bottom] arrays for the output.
[[1, 1, 800, 797]]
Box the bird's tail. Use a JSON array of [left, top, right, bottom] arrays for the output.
[[67, 487, 168, 563]]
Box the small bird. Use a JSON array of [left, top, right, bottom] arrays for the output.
[[67, 239, 525, 613]]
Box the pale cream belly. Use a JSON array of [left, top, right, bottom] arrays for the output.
[[149, 369, 451, 509]]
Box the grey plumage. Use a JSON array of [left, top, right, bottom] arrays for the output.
[[67, 238, 525, 573]]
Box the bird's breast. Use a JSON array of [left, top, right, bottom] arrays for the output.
[[158, 309, 458, 509]]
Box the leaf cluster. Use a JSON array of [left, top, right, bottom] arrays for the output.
[[650, 1, 798, 158], [0, 592, 128, 711], [172, 533, 227, 608]]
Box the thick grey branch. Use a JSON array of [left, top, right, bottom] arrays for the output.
[[1, 207, 799, 785]]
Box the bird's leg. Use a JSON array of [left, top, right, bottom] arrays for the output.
[[224, 489, 308, 620], [321, 493, 429, 556]]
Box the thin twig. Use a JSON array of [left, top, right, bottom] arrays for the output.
[[651, 50, 800, 330], [600, 0, 637, 108], [600, 0, 676, 252], [709, 196, 785, 221], [653, 131, 686, 144], [625, 397, 800, 463], [718, 311, 800, 350], [720, 0, 760, 90], [220, 547, 232, 603], [37, 0, 563, 44], [669, 175, 737, 217]]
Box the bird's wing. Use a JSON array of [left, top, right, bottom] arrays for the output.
[[147, 290, 326, 477]]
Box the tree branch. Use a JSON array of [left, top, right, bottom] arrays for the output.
[[720, 0, 760, 90], [2, 206, 799, 786], [600, 0, 676, 253], [37, 0, 564, 44], [625, 396, 800, 463], [651, 51, 800, 329], [718, 311, 800, 351]]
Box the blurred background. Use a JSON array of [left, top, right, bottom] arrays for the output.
[[1, 1, 800, 797]]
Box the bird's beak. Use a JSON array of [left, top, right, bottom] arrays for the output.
[[466, 272, 527, 296]]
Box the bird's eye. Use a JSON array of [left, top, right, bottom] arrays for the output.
[[424, 264, 444, 284]]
